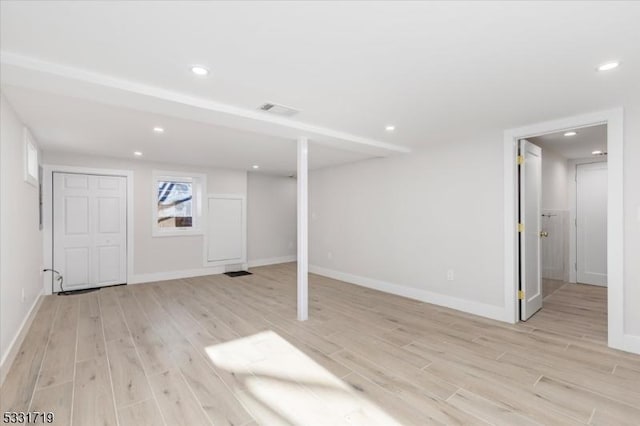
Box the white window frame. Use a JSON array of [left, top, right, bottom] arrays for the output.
[[23, 127, 39, 187], [152, 170, 206, 237]]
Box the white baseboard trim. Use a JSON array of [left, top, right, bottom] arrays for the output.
[[248, 255, 296, 268], [129, 266, 226, 284], [542, 269, 565, 281], [0, 292, 44, 386], [621, 333, 640, 355], [309, 265, 507, 322]]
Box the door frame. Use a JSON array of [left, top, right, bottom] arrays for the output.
[[42, 165, 134, 295], [503, 108, 628, 352]]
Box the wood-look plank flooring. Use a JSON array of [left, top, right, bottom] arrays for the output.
[[1, 263, 638, 425], [542, 278, 565, 300]]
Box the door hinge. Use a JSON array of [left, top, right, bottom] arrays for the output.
[[517, 155, 524, 165], [518, 290, 525, 300], [517, 223, 524, 233]]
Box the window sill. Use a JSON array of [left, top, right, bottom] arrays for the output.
[[152, 229, 203, 238]]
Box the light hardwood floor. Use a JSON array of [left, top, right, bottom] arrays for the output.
[[542, 278, 565, 300], [1, 263, 638, 425]]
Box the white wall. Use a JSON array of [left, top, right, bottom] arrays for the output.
[[42, 151, 247, 281], [247, 173, 296, 266], [0, 95, 43, 370], [540, 146, 570, 211], [310, 134, 505, 318]]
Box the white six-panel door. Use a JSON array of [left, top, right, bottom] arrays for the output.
[[53, 173, 127, 291], [576, 162, 608, 286]]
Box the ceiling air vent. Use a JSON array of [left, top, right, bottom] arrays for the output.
[[258, 102, 300, 117]]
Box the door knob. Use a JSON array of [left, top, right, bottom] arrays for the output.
[[539, 231, 549, 237]]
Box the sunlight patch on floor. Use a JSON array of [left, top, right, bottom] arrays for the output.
[[205, 330, 400, 425]]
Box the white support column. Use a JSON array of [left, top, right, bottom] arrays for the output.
[[297, 136, 309, 321]]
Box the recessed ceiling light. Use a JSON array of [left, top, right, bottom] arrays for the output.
[[153, 127, 164, 133], [133, 151, 143, 157], [385, 125, 396, 132], [564, 131, 577, 137], [252, 165, 260, 169], [597, 61, 619, 72], [191, 66, 209, 76]]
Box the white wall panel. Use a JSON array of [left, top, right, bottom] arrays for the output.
[[207, 197, 244, 263]]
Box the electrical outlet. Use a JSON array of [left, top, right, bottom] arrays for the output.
[[288, 241, 294, 249], [447, 269, 455, 281], [327, 251, 333, 260]]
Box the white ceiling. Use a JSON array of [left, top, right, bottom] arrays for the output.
[[1, 86, 371, 174], [1, 2, 639, 172], [528, 124, 607, 160]]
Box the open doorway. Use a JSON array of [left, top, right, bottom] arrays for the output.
[[504, 109, 628, 352], [518, 124, 608, 340]]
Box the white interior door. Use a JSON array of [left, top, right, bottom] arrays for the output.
[[577, 162, 608, 286], [53, 173, 127, 291], [519, 139, 543, 320]]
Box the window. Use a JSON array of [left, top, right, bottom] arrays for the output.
[[152, 171, 205, 237], [24, 128, 39, 187], [157, 180, 193, 228]]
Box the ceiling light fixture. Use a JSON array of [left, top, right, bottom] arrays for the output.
[[597, 61, 619, 72], [191, 66, 209, 76], [134, 151, 143, 156], [252, 165, 260, 169], [153, 127, 164, 133], [564, 131, 577, 137], [592, 150, 603, 155], [385, 125, 396, 132]]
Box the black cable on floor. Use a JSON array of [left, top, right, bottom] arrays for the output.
[[43, 268, 64, 294]]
